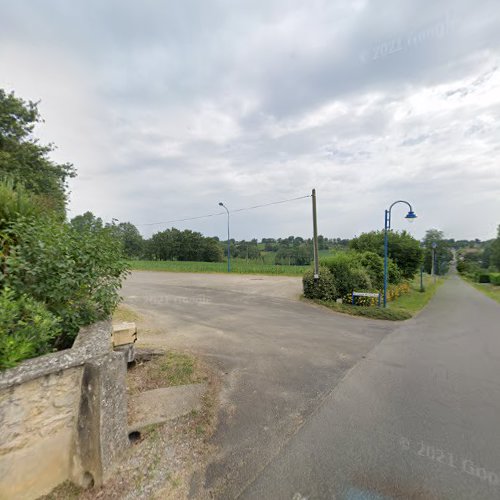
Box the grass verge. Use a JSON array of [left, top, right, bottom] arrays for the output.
[[128, 259, 308, 276], [127, 351, 207, 396], [308, 275, 443, 321], [461, 277, 500, 304]]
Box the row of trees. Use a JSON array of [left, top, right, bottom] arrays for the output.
[[456, 225, 500, 280], [98, 221, 348, 266]]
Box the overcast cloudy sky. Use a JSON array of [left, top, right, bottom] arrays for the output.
[[1, 0, 499, 241]]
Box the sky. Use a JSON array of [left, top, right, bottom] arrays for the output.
[[1, 0, 499, 242]]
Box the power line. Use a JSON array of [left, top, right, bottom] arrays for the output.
[[231, 195, 311, 213], [135, 194, 311, 227]]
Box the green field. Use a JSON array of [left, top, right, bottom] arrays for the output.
[[128, 259, 310, 276]]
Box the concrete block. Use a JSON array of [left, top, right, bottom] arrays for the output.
[[112, 322, 137, 347]]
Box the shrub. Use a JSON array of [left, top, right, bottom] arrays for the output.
[[489, 273, 500, 286], [349, 267, 373, 291], [321, 253, 361, 298], [388, 261, 403, 284], [321, 253, 375, 298], [0, 287, 60, 369], [4, 214, 129, 350], [477, 273, 490, 283], [0, 178, 41, 227], [303, 266, 337, 301], [358, 251, 384, 289]]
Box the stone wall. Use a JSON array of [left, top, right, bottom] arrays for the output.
[[0, 320, 128, 500]]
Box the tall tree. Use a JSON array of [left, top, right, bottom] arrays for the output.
[[70, 211, 104, 232], [0, 89, 75, 213], [114, 222, 144, 259]]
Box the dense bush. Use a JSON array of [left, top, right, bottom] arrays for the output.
[[477, 273, 490, 283], [358, 251, 402, 289], [490, 273, 500, 286], [350, 230, 423, 279], [0, 90, 129, 369], [0, 287, 60, 369], [4, 215, 129, 349], [321, 253, 361, 297], [302, 266, 337, 301], [303, 250, 409, 305]]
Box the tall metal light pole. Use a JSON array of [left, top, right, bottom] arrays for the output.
[[431, 242, 437, 284], [219, 202, 230, 272], [383, 200, 417, 307]]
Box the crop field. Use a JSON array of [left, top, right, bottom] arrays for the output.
[[128, 259, 310, 276]]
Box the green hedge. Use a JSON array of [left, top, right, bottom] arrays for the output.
[[303, 251, 407, 304], [303, 266, 337, 301], [490, 273, 500, 286]]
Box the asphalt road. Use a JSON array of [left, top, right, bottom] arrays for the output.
[[122, 272, 397, 498], [241, 274, 500, 500]]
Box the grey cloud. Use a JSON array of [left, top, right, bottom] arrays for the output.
[[2, 0, 500, 240]]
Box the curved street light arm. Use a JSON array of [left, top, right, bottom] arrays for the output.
[[388, 199, 413, 214], [386, 200, 414, 230]]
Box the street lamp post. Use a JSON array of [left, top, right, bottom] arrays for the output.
[[431, 242, 437, 284], [383, 200, 417, 307], [219, 202, 230, 272]]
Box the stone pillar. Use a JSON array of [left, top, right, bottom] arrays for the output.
[[71, 351, 128, 487]]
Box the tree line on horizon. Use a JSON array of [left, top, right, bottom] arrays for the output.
[[69, 212, 351, 265], [71, 210, 500, 277]]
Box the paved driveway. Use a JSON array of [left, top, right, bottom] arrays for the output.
[[122, 272, 396, 498]]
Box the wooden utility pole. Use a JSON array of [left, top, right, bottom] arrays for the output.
[[312, 189, 319, 280]]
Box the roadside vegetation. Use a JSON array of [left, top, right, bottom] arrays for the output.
[[303, 229, 452, 320], [0, 89, 128, 369], [463, 281, 500, 304], [456, 225, 500, 303]]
